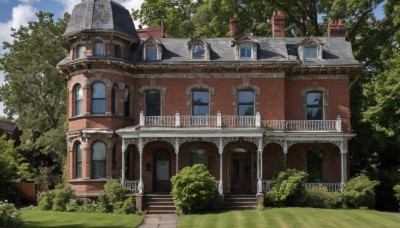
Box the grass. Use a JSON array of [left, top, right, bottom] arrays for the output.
[[21, 208, 143, 228], [179, 207, 400, 228]]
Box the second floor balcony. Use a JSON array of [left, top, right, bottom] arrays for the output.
[[139, 112, 343, 132]]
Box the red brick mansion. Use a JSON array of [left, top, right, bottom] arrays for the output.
[[58, 0, 362, 206]]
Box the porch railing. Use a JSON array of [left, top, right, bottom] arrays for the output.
[[123, 180, 139, 191], [139, 112, 342, 132], [262, 180, 341, 192]]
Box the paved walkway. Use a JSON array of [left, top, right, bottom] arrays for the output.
[[138, 214, 179, 228]]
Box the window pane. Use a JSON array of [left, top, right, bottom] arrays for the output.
[[75, 85, 83, 116], [193, 106, 209, 116], [238, 91, 254, 103], [76, 45, 83, 59], [240, 43, 252, 58], [307, 107, 323, 120], [156, 160, 169, 180], [192, 44, 205, 59], [304, 47, 318, 59], [92, 100, 106, 113], [146, 45, 157, 60], [76, 143, 82, 178], [239, 105, 254, 116], [115, 45, 121, 57], [111, 85, 117, 114], [193, 91, 209, 104], [92, 142, 106, 179], [124, 87, 130, 117], [92, 161, 106, 179], [306, 92, 323, 120], [307, 92, 322, 105], [189, 148, 208, 168], [193, 91, 209, 116], [92, 83, 105, 98], [94, 41, 104, 56], [145, 90, 161, 116]]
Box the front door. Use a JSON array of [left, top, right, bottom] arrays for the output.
[[154, 150, 171, 192], [231, 150, 252, 193]]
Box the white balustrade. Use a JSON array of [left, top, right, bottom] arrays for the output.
[[180, 116, 217, 127], [262, 120, 339, 132], [222, 115, 256, 127], [262, 180, 341, 192], [124, 180, 139, 191], [144, 116, 175, 127]]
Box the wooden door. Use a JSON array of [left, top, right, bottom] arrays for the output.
[[231, 152, 252, 193], [154, 150, 171, 192]]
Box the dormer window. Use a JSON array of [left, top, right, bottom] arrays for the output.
[[146, 45, 157, 60], [236, 34, 258, 60], [304, 46, 318, 59], [192, 44, 205, 59], [298, 37, 323, 61], [239, 43, 253, 59], [143, 37, 163, 61], [188, 37, 210, 60]]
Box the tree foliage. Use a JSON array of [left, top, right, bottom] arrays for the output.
[[0, 12, 69, 188]]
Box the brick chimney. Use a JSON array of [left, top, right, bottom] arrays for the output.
[[327, 19, 346, 37], [272, 10, 285, 38], [229, 17, 238, 40]]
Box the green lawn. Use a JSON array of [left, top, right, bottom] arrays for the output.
[[179, 208, 400, 228], [21, 208, 143, 228]]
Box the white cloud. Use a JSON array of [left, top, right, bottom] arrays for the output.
[[0, 4, 38, 45], [55, 0, 80, 14], [19, 0, 39, 4]]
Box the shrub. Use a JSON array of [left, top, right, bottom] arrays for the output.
[[0, 201, 24, 228], [342, 174, 379, 209], [95, 194, 112, 213], [305, 186, 343, 208], [104, 179, 128, 204], [171, 164, 217, 215], [52, 187, 76, 211], [65, 199, 79, 212], [114, 197, 135, 214], [265, 169, 307, 207], [38, 190, 56, 210], [78, 198, 96, 213], [394, 184, 400, 201]]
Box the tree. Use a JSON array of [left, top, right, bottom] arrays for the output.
[[0, 134, 29, 202], [0, 12, 69, 187]]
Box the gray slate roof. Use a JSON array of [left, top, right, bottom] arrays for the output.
[[64, 0, 138, 39], [130, 37, 359, 66], [0, 120, 16, 132]]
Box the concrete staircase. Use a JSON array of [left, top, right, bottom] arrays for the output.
[[223, 194, 257, 210], [144, 194, 176, 214]]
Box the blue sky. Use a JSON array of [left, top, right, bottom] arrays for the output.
[[0, 0, 387, 116]]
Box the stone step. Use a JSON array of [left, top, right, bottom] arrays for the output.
[[147, 209, 176, 214], [147, 205, 176, 210]]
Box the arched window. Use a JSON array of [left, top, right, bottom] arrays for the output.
[[307, 149, 324, 182], [76, 45, 84, 59], [111, 84, 118, 115], [238, 90, 254, 116], [92, 82, 106, 114], [74, 84, 83, 116], [75, 143, 82, 179], [306, 91, 323, 120], [92, 141, 106, 179], [114, 45, 121, 58], [93, 41, 104, 56], [189, 148, 208, 168], [145, 90, 161, 116], [239, 43, 252, 59], [124, 86, 130, 117], [146, 45, 157, 60], [192, 43, 205, 59]]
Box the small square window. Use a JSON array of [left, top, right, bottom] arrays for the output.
[[192, 44, 205, 59], [304, 47, 318, 59], [240, 43, 253, 59]]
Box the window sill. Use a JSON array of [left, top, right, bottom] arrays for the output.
[[69, 178, 110, 183]]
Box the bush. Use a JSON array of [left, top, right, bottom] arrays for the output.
[[0, 201, 24, 228], [78, 198, 96, 213], [65, 199, 79, 212], [342, 174, 379, 209], [171, 164, 217, 215], [265, 169, 307, 207], [52, 187, 76, 211], [38, 190, 56, 210], [305, 186, 343, 208], [394, 184, 400, 201], [95, 194, 112, 213], [104, 179, 128, 204], [113, 197, 135, 214]]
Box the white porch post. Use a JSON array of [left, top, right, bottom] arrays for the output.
[[340, 140, 348, 191], [138, 138, 144, 193], [218, 137, 223, 195], [283, 141, 288, 169], [175, 138, 179, 173], [121, 140, 126, 184], [257, 137, 263, 193]]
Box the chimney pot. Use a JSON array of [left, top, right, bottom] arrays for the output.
[[229, 17, 238, 39], [327, 19, 346, 37]]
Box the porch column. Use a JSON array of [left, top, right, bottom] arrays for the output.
[[340, 140, 348, 191], [257, 137, 263, 193], [283, 141, 288, 169], [138, 138, 144, 193], [121, 140, 126, 184], [175, 138, 179, 173], [218, 137, 224, 195]]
